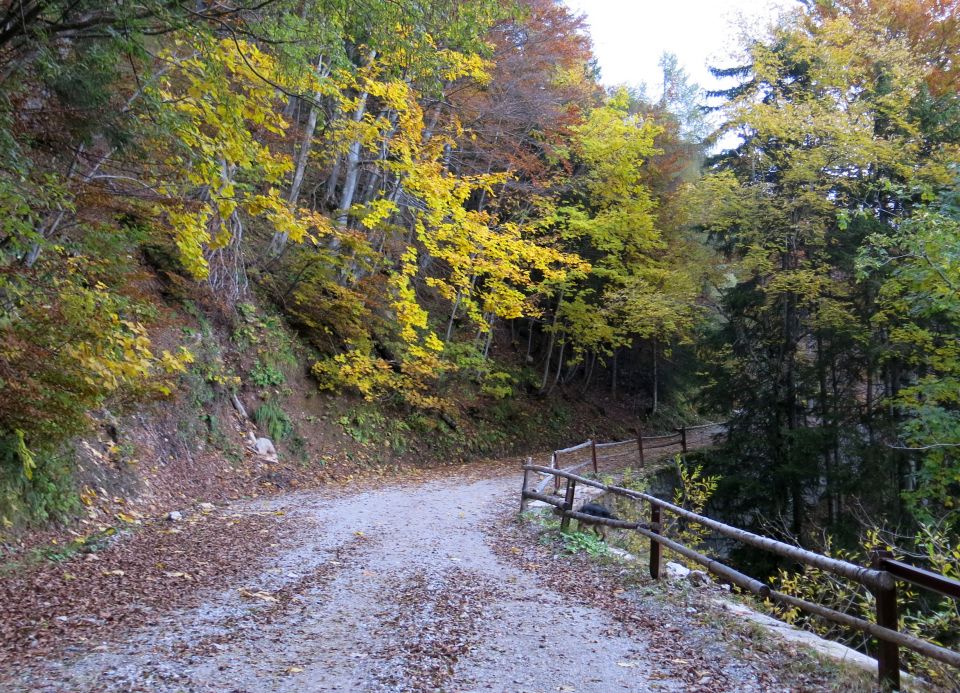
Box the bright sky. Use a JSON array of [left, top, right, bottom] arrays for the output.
[[564, 0, 801, 97]]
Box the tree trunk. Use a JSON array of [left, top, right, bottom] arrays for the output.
[[652, 339, 659, 415], [482, 317, 495, 359], [336, 51, 377, 227], [270, 56, 329, 255], [539, 290, 564, 393], [611, 350, 618, 399], [546, 334, 566, 396]]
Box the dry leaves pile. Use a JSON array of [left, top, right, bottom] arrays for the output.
[[489, 515, 853, 693], [374, 568, 503, 691], [0, 507, 291, 665]]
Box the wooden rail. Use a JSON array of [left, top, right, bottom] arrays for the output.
[[520, 463, 960, 690], [537, 422, 727, 493]]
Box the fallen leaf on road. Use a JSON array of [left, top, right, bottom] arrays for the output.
[[238, 587, 278, 602], [285, 666, 304, 674], [164, 571, 193, 580], [102, 569, 125, 577]]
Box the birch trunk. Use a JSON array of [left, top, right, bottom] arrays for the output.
[[336, 54, 376, 226], [270, 56, 329, 255]]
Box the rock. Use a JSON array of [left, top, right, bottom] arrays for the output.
[[606, 547, 636, 562], [687, 569, 711, 587], [255, 437, 277, 457], [97, 408, 120, 442], [166, 511, 183, 522], [198, 502, 215, 513], [664, 561, 691, 580], [246, 431, 278, 462]]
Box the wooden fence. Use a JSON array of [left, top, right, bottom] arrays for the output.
[[520, 462, 960, 691], [538, 422, 726, 494]]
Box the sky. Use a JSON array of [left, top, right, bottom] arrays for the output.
[[564, 0, 801, 98]]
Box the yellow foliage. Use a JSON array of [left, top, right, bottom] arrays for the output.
[[148, 38, 321, 278]]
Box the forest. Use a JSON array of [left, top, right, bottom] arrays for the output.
[[0, 0, 958, 683]]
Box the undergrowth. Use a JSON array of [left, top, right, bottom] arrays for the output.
[[254, 402, 294, 441]]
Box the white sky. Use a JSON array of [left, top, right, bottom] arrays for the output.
[[564, 0, 801, 98]]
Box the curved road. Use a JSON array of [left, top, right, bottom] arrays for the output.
[[4, 464, 843, 692]]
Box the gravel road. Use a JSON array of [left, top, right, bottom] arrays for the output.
[[2, 461, 855, 692]]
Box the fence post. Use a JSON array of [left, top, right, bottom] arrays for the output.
[[871, 550, 900, 691], [560, 478, 577, 533], [591, 439, 598, 474], [679, 426, 687, 454], [552, 452, 560, 493], [635, 427, 645, 468], [649, 504, 661, 579], [520, 458, 532, 513]]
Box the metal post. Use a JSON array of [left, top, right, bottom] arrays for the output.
[[649, 504, 661, 579], [591, 439, 598, 474], [636, 427, 645, 468], [520, 458, 532, 512], [560, 478, 577, 532], [872, 551, 900, 691]]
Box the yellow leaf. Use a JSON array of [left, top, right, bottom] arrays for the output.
[[238, 587, 278, 602], [164, 571, 193, 580]]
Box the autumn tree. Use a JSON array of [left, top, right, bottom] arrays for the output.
[[695, 0, 960, 541]]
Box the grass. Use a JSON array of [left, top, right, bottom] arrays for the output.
[[254, 401, 294, 441], [0, 526, 119, 578]]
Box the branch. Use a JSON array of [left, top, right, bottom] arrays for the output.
[[888, 441, 960, 451]]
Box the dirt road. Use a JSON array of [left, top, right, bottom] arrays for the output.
[[2, 462, 849, 692]]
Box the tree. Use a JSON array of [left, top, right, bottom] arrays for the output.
[[696, 0, 960, 541]]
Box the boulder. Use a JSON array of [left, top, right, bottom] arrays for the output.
[[664, 561, 691, 580], [255, 437, 277, 458], [245, 431, 278, 462]]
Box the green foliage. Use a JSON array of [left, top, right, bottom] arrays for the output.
[[250, 359, 286, 388], [561, 530, 608, 557], [0, 442, 80, 527], [337, 406, 411, 455], [769, 524, 960, 688], [857, 186, 960, 522], [696, 0, 960, 546], [254, 402, 294, 442], [666, 456, 719, 569]]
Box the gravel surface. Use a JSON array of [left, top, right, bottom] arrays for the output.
[[0, 461, 861, 692]]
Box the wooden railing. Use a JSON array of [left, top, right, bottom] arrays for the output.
[[538, 421, 727, 494], [519, 463, 960, 691]]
